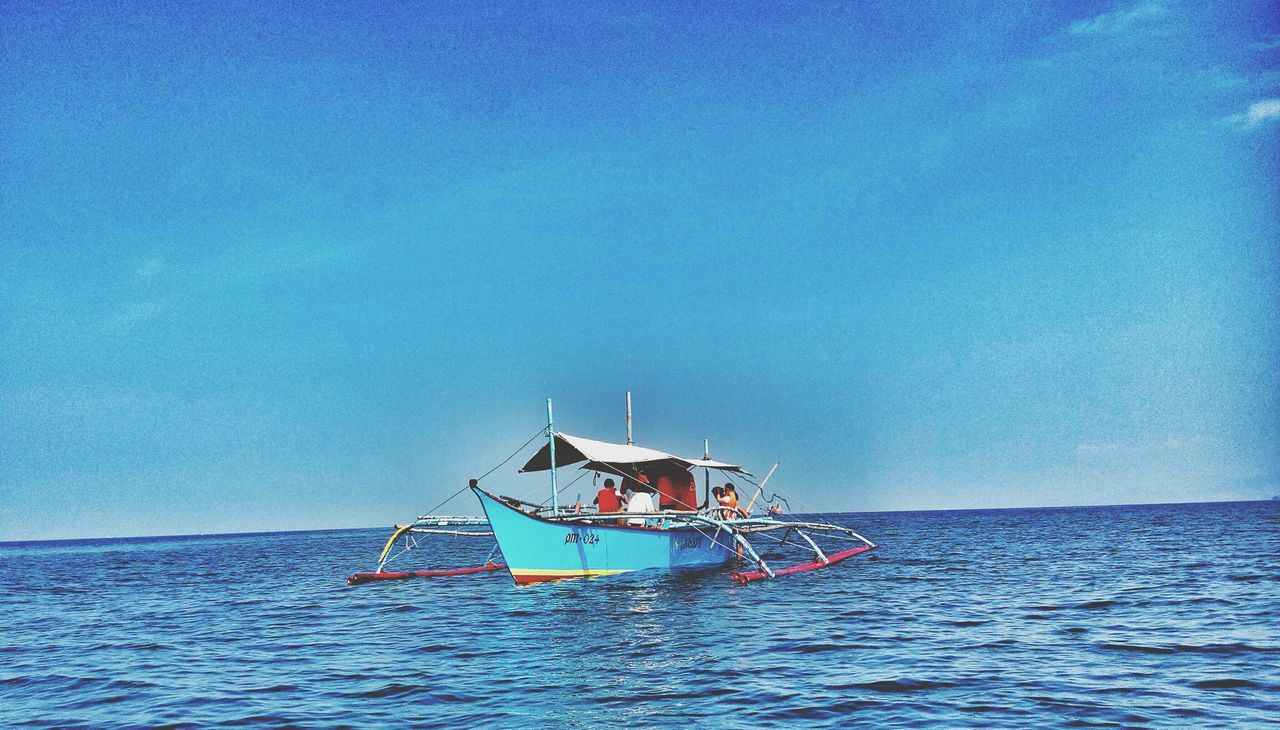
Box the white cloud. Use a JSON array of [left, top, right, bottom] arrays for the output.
[[1222, 98, 1280, 128], [1245, 98, 1280, 126], [1068, 1, 1169, 36]]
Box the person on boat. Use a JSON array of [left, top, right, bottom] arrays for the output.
[[593, 478, 627, 523], [721, 483, 747, 559], [768, 502, 783, 516], [715, 484, 733, 519], [706, 485, 725, 514], [625, 482, 656, 526], [723, 483, 747, 518]]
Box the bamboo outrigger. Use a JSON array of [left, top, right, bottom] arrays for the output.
[[347, 395, 876, 586]]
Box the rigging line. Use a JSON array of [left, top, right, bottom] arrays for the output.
[[478, 427, 548, 482], [677, 516, 737, 554], [711, 468, 838, 529], [772, 486, 843, 528], [588, 460, 709, 511], [764, 494, 793, 511], [537, 468, 590, 507], [418, 426, 547, 517], [566, 461, 644, 508], [688, 522, 742, 556], [712, 470, 838, 528], [723, 465, 838, 528], [714, 470, 830, 525], [511, 463, 593, 507], [689, 527, 734, 557], [588, 460, 648, 489]]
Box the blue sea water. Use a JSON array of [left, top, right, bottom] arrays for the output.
[[1, 501, 1276, 728]]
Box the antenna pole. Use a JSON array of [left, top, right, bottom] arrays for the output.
[[703, 438, 710, 509], [547, 398, 559, 514], [625, 391, 634, 445], [744, 462, 779, 515]]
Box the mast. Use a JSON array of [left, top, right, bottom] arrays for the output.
[[625, 391, 634, 445], [703, 438, 710, 509], [547, 398, 559, 514]]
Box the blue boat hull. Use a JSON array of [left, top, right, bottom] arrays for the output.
[[472, 487, 735, 584]]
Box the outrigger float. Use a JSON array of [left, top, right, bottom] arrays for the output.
[[347, 395, 875, 586]]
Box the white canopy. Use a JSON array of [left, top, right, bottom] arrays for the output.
[[679, 457, 747, 471], [519, 432, 748, 474]]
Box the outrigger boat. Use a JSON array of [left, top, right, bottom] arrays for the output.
[[348, 396, 876, 586]]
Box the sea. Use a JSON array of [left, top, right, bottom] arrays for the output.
[[1, 500, 1276, 728]]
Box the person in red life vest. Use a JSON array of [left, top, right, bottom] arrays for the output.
[[593, 478, 627, 524], [621, 467, 648, 498]]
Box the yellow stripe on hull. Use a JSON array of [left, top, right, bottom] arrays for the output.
[[509, 567, 631, 584]]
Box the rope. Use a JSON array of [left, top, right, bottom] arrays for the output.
[[714, 466, 845, 528], [537, 468, 590, 507], [418, 426, 546, 517], [763, 494, 793, 512]]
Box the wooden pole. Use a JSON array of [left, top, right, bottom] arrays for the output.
[[743, 462, 779, 516], [625, 391, 634, 445], [547, 398, 559, 514]]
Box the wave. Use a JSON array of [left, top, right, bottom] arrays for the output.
[[1191, 678, 1262, 690], [1099, 642, 1277, 656], [837, 678, 957, 693]]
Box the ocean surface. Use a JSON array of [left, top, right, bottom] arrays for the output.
[[1, 500, 1276, 728]]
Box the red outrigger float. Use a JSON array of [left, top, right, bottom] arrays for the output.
[[347, 394, 876, 586], [731, 544, 876, 584]]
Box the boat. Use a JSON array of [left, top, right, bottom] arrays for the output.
[[347, 395, 876, 586]]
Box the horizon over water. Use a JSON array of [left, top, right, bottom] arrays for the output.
[[1, 501, 1276, 727], [2, 497, 1270, 545]]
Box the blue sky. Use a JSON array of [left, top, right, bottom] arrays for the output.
[[2, 1, 1277, 540]]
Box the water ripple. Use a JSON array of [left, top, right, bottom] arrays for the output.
[[0, 501, 1276, 727]]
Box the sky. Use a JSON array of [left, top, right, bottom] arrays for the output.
[[1, 1, 1277, 541]]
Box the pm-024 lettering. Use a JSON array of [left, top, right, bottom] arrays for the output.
[[564, 531, 600, 545]]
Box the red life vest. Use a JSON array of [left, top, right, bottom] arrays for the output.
[[596, 486, 621, 513], [658, 472, 699, 510]]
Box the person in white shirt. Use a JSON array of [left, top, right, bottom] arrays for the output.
[[625, 483, 656, 526]]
